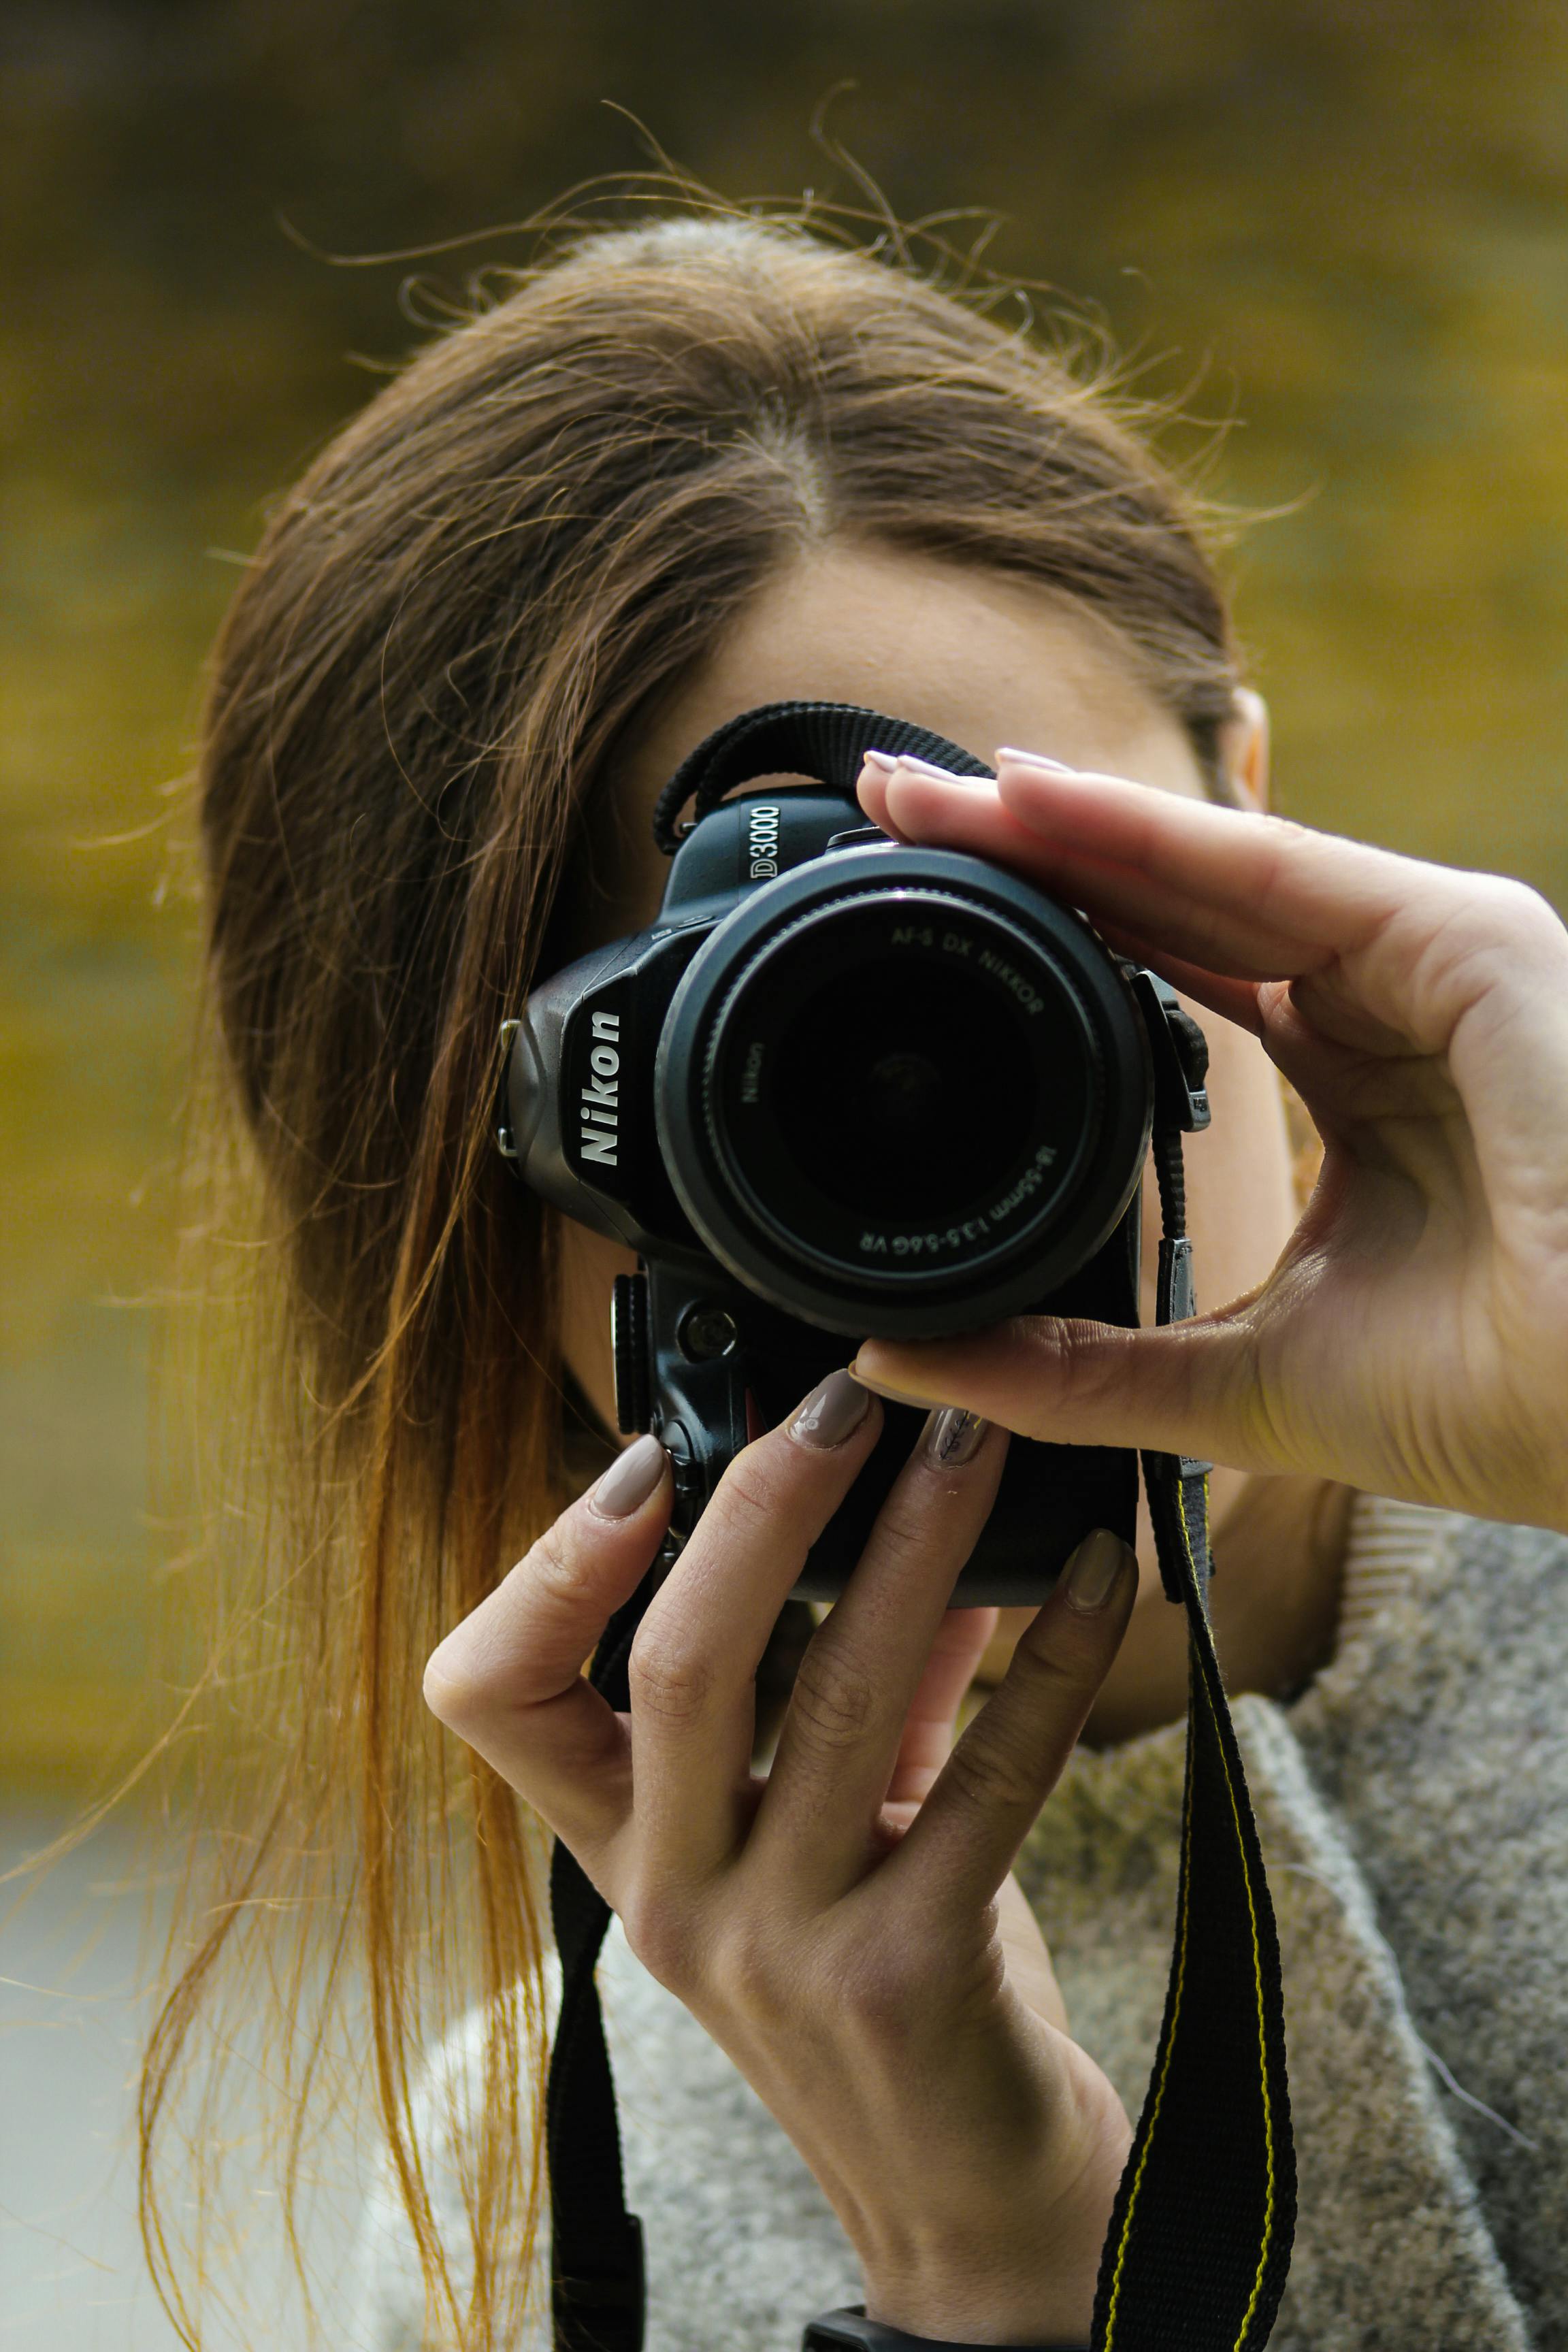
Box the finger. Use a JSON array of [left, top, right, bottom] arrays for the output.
[[855, 759, 915, 843], [752, 1411, 1009, 1895], [421, 1435, 672, 1859], [863, 758, 1280, 1043], [1083, 924, 1270, 1039], [884, 1604, 998, 1808], [983, 760, 1568, 1125], [849, 1307, 1282, 1480], [862, 752, 1454, 1003], [1105, 950, 1419, 1134], [864, 752, 1568, 1141], [626, 1370, 883, 1882], [885, 1529, 1138, 1911]]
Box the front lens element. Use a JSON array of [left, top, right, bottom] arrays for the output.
[[770, 950, 1034, 1220], [704, 888, 1100, 1286]]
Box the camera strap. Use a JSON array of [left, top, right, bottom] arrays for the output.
[[546, 1591, 652, 2352], [544, 708, 1295, 2352], [1102, 1123, 1296, 2351]]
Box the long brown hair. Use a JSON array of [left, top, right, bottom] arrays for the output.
[[142, 200, 1241, 2348]]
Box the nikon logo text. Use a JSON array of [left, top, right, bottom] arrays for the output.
[[580, 1009, 621, 1166], [747, 803, 780, 881]]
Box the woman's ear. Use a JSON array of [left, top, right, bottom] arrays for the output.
[[1219, 686, 1271, 811]]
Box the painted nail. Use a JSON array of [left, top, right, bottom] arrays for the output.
[[790, 1368, 873, 1449], [923, 1406, 987, 1467], [591, 1433, 668, 1518], [892, 753, 969, 784], [1062, 1527, 1137, 1612], [995, 746, 1077, 774], [861, 748, 900, 774], [849, 1361, 940, 1409]]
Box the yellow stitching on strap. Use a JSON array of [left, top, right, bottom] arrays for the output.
[[1100, 1473, 1200, 2348], [1100, 1473, 1277, 2352], [1189, 1474, 1277, 2351], [1099, 1728, 1192, 2347]]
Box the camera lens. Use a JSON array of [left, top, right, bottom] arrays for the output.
[[768, 949, 1042, 1222], [654, 844, 1152, 1337], [704, 885, 1096, 1277]]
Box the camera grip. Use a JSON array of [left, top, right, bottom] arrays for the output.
[[634, 1206, 1141, 1609]]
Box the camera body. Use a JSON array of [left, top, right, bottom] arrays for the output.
[[502, 752, 1207, 1605]]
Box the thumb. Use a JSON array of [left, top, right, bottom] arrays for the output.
[[851, 1310, 1276, 1474]]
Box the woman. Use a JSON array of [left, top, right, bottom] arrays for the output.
[[154, 210, 1568, 2352]]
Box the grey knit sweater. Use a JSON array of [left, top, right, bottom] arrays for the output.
[[354, 1498, 1567, 2349]]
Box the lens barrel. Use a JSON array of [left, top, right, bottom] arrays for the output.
[[654, 845, 1153, 1338]]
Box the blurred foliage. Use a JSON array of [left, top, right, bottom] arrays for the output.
[[2, 0, 1565, 1782]]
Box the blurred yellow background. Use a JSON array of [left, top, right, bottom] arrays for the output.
[[4, 0, 1567, 1792]]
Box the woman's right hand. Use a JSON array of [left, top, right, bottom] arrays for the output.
[[423, 1375, 1139, 2347]]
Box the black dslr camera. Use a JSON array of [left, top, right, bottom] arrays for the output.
[[500, 703, 1209, 1605]]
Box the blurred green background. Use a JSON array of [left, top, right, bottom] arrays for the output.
[[3, 0, 1566, 1790]]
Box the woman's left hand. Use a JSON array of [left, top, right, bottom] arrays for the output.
[[853, 749, 1568, 1537]]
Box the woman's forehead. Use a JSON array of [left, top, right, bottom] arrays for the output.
[[598, 542, 1209, 934], [684, 543, 1193, 757]]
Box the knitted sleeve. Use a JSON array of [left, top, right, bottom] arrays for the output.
[[350, 1922, 860, 2352]]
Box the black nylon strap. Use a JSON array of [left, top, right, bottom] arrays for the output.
[[545, 1570, 660, 2352], [1092, 1454, 1293, 2351], [651, 700, 992, 854], [1095, 1132, 1296, 2349], [546, 705, 1296, 2352]]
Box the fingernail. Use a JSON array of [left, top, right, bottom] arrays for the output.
[[591, 1433, 668, 1518], [1062, 1528, 1137, 1612], [789, 1368, 873, 1448], [861, 747, 900, 773], [995, 746, 1077, 774], [849, 1359, 939, 1409], [892, 753, 968, 784], [923, 1407, 987, 1467]]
